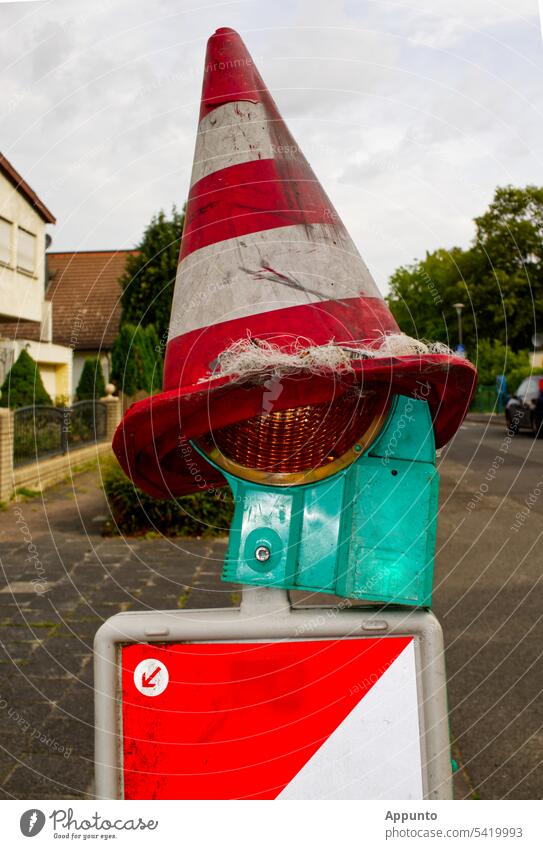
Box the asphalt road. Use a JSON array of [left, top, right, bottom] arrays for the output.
[[442, 416, 543, 508], [433, 417, 543, 799]]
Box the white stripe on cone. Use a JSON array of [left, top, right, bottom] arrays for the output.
[[169, 223, 381, 340], [277, 641, 423, 800], [190, 102, 274, 184]]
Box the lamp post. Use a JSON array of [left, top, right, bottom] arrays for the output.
[[453, 303, 465, 352]]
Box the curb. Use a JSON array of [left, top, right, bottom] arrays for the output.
[[465, 413, 504, 425]]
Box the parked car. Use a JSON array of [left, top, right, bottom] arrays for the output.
[[505, 376, 543, 437]]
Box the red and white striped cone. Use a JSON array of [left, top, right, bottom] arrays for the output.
[[114, 27, 476, 498]]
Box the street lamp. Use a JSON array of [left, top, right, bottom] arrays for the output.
[[453, 303, 465, 350]]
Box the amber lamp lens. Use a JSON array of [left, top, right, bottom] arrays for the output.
[[199, 392, 387, 476]]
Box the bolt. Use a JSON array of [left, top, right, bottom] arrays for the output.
[[255, 545, 271, 563]]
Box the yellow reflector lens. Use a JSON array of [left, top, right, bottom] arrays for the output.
[[197, 392, 389, 485]]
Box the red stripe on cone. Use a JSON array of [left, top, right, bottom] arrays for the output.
[[200, 27, 264, 118], [180, 158, 336, 261], [164, 297, 397, 389]]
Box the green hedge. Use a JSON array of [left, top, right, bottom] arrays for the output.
[[470, 384, 498, 413], [506, 366, 543, 396], [76, 356, 106, 400], [111, 323, 162, 396], [101, 457, 233, 537], [0, 349, 52, 408]]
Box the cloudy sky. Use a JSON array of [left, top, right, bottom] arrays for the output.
[[1, 0, 542, 293]]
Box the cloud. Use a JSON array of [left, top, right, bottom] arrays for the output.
[[0, 0, 541, 293]]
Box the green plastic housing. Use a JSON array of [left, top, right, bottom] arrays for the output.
[[193, 394, 439, 606]]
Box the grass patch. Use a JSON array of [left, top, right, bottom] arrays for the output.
[[14, 486, 41, 499]]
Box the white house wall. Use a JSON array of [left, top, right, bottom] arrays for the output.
[[0, 170, 47, 323]]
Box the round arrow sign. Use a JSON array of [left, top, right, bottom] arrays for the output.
[[133, 658, 169, 697]]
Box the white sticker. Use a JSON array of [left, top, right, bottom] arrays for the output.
[[133, 658, 169, 697]]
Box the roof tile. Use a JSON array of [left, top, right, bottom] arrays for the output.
[[46, 250, 138, 349]]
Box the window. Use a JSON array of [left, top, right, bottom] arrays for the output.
[[517, 377, 540, 400], [0, 218, 12, 266], [516, 379, 530, 397], [17, 227, 36, 274]]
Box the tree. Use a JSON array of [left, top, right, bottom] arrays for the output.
[[471, 339, 532, 386], [111, 324, 162, 396], [386, 186, 543, 353], [475, 185, 543, 274], [386, 248, 467, 346], [76, 357, 106, 400], [0, 349, 52, 408], [119, 207, 185, 344]]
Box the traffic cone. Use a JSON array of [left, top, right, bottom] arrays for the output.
[[113, 27, 476, 498]]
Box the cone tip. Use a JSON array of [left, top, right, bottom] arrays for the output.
[[201, 27, 259, 120]]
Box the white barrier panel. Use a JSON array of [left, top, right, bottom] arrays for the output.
[[94, 589, 452, 800]]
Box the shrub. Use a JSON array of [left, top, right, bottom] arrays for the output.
[[470, 339, 531, 386], [111, 323, 162, 396], [506, 366, 543, 395], [101, 456, 233, 537], [76, 357, 106, 400], [0, 349, 52, 408]]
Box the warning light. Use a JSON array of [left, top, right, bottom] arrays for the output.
[[198, 392, 390, 485], [192, 393, 439, 605]]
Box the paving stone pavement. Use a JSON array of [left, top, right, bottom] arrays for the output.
[[0, 463, 236, 799], [0, 459, 476, 801]]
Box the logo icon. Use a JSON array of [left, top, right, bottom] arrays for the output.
[[20, 809, 46, 837]]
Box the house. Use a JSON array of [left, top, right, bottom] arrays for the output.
[[0, 153, 72, 403], [46, 249, 138, 393]]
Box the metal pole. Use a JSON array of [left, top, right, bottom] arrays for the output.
[[453, 303, 464, 349]]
